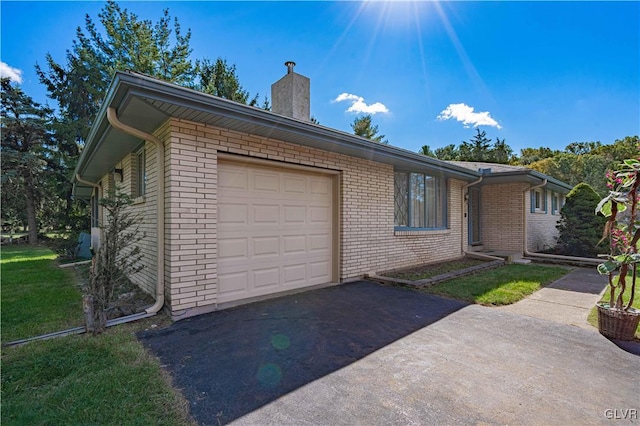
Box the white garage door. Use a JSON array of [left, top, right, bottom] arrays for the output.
[[217, 161, 335, 304]]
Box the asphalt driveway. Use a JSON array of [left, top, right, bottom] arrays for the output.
[[138, 281, 639, 425]]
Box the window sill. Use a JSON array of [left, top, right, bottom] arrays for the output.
[[132, 195, 146, 205], [394, 228, 450, 236]]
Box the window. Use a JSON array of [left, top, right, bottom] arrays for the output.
[[394, 172, 447, 229], [552, 193, 561, 215], [531, 188, 547, 213], [135, 146, 146, 197]]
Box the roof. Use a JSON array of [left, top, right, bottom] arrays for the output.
[[73, 71, 481, 198], [448, 161, 573, 193]]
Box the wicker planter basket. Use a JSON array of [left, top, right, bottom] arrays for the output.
[[596, 303, 640, 341]]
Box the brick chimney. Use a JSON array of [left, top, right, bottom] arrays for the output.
[[271, 61, 310, 122]]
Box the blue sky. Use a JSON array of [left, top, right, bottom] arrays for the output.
[[1, 1, 638, 155]]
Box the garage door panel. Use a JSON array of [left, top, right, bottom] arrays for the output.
[[252, 204, 280, 223], [283, 176, 307, 194], [309, 234, 330, 251], [253, 172, 280, 192], [218, 162, 334, 304], [218, 271, 249, 295], [218, 238, 248, 260], [310, 206, 331, 224], [310, 261, 331, 279], [219, 169, 248, 191], [283, 264, 307, 285], [283, 235, 306, 254], [219, 204, 248, 224], [310, 179, 331, 196], [283, 206, 307, 223], [252, 237, 280, 258], [253, 267, 280, 289]]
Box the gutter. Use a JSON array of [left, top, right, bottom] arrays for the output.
[[522, 179, 602, 265], [106, 107, 165, 314]]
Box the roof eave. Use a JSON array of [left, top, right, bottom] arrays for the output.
[[73, 71, 480, 197]]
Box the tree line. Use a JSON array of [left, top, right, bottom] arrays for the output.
[[418, 129, 639, 197]]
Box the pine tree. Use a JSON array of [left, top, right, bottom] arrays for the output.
[[1, 78, 55, 243], [351, 114, 388, 144]]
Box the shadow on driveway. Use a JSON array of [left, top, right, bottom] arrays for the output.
[[137, 281, 467, 425]]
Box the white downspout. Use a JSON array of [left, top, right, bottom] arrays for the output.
[[461, 176, 483, 255], [522, 179, 602, 265], [106, 107, 165, 314], [76, 174, 102, 251]]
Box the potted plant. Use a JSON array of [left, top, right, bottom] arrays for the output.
[[595, 157, 640, 340]]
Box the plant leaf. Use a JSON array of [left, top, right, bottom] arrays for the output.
[[597, 261, 618, 275]]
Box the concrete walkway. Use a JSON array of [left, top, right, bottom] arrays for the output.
[[496, 267, 607, 331]]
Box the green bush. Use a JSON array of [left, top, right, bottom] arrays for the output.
[[555, 182, 607, 257]]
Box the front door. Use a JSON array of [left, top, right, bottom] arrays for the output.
[[468, 187, 481, 246]]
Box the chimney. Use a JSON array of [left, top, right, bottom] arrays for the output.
[[271, 61, 310, 122]]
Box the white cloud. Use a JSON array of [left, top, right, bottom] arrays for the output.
[[437, 103, 501, 129], [333, 92, 389, 114], [0, 62, 23, 84]]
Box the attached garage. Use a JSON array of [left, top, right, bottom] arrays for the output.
[[217, 158, 338, 305]]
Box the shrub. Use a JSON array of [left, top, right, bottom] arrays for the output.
[[555, 182, 607, 257], [85, 189, 143, 334]]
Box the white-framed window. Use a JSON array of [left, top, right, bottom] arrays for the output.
[[531, 188, 547, 213], [551, 193, 561, 215], [394, 171, 447, 229], [135, 145, 146, 197]]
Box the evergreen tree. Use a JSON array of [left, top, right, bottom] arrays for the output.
[[351, 114, 388, 144], [459, 129, 492, 161], [418, 145, 436, 157], [555, 182, 607, 257], [197, 57, 263, 106], [491, 137, 514, 164], [434, 144, 460, 160], [1, 78, 55, 243]]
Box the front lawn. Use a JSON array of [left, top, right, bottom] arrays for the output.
[[1, 245, 84, 343], [2, 320, 195, 425], [422, 264, 569, 305], [1, 245, 195, 424]]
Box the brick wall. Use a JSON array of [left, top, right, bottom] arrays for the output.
[[479, 182, 527, 252], [160, 118, 468, 316], [477, 182, 563, 253]]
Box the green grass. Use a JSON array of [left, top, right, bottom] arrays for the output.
[[587, 274, 640, 338], [1, 245, 84, 343], [422, 264, 569, 305], [1, 319, 195, 425], [1, 244, 195, 424]]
